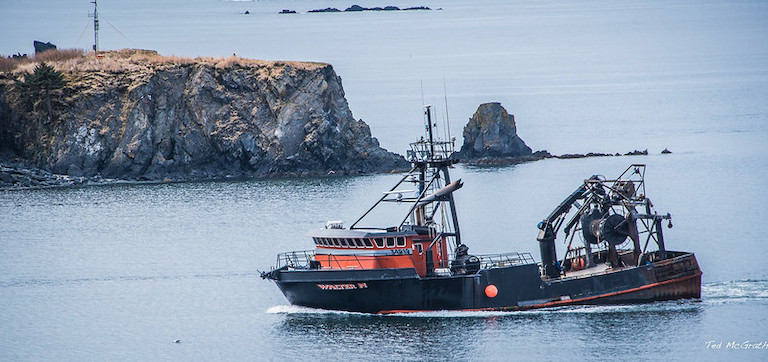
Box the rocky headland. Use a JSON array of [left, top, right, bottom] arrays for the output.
[[0, 49, 407, 189]]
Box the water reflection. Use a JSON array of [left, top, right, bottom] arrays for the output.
[[269, 302, 703, 360]]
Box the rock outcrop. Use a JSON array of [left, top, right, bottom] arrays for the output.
[[33, 41, 57, 54], [455, 102, 532, 160], [0, 49, 407, 185]]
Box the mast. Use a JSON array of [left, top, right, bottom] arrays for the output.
[[425, 105, 435, 158], [423, 105, 461, 246], [350, 105, 462, 247]]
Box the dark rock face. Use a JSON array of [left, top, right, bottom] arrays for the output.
[[0, 60, 407, 182], [456, 102, 532, 160]]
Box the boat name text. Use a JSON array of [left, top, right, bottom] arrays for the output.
[[317, 283, 368, 290]]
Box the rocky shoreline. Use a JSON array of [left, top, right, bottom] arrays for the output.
[[1, 147, 672, 190], [456, 149, 668, 167], [0, 51, 671, 191]]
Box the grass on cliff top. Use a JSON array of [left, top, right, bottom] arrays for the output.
[[0, 48, 328, 74]]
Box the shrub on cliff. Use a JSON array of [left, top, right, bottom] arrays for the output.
[[14, 62, 66, 122]]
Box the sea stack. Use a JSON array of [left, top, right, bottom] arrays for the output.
[[456, 102, 532, 160]]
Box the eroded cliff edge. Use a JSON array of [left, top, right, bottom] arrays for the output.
[[0, 50, 407, 187]]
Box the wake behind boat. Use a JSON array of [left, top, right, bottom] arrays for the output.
[[261, 106, 702, 314]]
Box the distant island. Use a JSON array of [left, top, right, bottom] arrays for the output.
[[299, 5, 432, 14]]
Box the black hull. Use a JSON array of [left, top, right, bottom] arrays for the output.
[[270, 251, 702, 314]]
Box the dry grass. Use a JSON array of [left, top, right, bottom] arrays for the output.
[[1, 48, 328, 76], [0, 57, 17, 73], [1, 48, 86, 73], [34, 49, 85, 63]]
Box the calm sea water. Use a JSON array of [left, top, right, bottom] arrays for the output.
[[2, 0, 767, 360]]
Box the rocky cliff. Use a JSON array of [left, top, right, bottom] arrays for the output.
[[0, 49, 407, 185], [455, 102, 532, 160]]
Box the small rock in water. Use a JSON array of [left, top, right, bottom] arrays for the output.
[[173, 339, 181, 343], [661, 148, 672, 154]]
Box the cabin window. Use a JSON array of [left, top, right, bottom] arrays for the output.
[[340, 238, 348, 247], [374, 238, 384, 248], [333, 238, 341, 246], [355, 238, 365, 247], [323, 238, 330, 246], [363, 238, 373, 248], [386, 237, 395, 247], [415, 243, 423, 254], [396, 237, 406, 247]]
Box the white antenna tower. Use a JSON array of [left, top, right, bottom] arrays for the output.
[[89, 0, 100, 54]]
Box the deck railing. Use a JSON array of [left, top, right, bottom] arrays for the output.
[[478, 252, 535, 269], [274, 249, 535, 272]]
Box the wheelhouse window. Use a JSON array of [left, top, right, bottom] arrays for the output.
[[386, 237, 395, 247], [374, 238, 384, 248], [396, 237, 406, 247], [355, 238, 365, 247], [333, 238, 341, 246], [340, 238, 348, 247], [363, 238, 373, 248]]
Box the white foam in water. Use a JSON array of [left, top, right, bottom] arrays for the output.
[[702, 280, 768, 303], [266, 303, 698, 318], [266, 305, 366, 315], [387, 310, 515, 318]]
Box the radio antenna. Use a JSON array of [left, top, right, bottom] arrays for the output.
[[420, 80, 425, 106], [89, 0, 100, 55], [442, 77, 453, 143]]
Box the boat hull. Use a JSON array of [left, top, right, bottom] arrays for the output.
[[270, 251, 701, 314]]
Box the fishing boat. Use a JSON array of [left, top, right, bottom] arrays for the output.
[[261, 106, 702, 314]]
